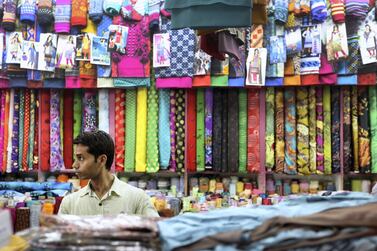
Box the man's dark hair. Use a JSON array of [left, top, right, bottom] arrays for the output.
[[73, 130, 114, 170]]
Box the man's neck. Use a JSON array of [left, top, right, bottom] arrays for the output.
[[90, 171, 115, 200]]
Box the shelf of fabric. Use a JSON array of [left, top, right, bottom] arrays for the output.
[[117, 171, 182, 178]]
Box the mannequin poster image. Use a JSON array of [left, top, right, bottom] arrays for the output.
[[20, 41, 40, 70], [359, 22, 377, 65], [76, 33, 93, 61], [38, 33, 57, 72], [107, 25, 128, 54], [285, 27, 302, 56], [301, 25, 322, 56], [246, 48, 267, 86], [153, 33, 171, 68], [6, 32, 23, 64], [56, 35, 77, 69], [269, 36, 286, 64], [326, 23, 348, 61], [90, 36, 111, 66]]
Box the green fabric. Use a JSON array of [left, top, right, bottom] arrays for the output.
[[297, 87, 310, 175], [18, 90, 25, 171], [165, 0, 252, 9], [351, 86, 359, 172], [196, 89, 205, 172], [238, 89, 247, 173], [308, 87, 316, 174], [265, 88, 275, 171], [146, 77, 159, 173], [211, 76, 228, 87], [125, 89, 137, 172], [369, 86, 377, 173], [323, 86, 332, 175], [73, 90, 82, 139], [28, 90, 36, 171]]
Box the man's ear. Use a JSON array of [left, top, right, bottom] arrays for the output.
[[98, 154, 108, 167]]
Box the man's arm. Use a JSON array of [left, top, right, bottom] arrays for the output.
[[58, 196, 71, 215], [137, 192, 159, 217]]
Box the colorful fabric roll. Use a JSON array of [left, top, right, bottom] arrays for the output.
[[158, 89, 170, 169], [82, 90, 97, 132], [169, 90, 177, 172], [358, 87, 371, 173], [345, 0, 369, 19], [146, 77, 160, 173], [37, 0, 53, 24], [175, 90, 186, 172], [310, 0, 327, 22], [351, 86, 359, 172], [73, 90, 82, 139], [221, 91, 228, 173], [330, 0, 345, 23], [247, 89, 260, 173], [265, 87, 275, 171], [6, 90, 14, 173], [71, 0, 87, 27], [54, 0, 71, 33], [239, 89, 248, 173], [275, 88, 285, 173], [28, 90, 36, 171], [18, 90, 25, 171], [2, 91, 10, 172], [308, 87, 316, 174], [228, 90, 239, 173], [369, 86, 377, 173], [343, 87, 352, 173], [123, 90, 136, 172], [135, 88, 147, 172], [89, 0, 104, 22], [98, 90, 109, 133], [11, 90, 20, 173], [186, 90, 196, 173], [0, 91, 6, 172], [50, 90, 65, 171], [212, 90, 223, 172], [297, 87, 310, 175], [103, 0, 122, 16], [115, 90, 125, 172], [284, 88, 297, 175], [331, 87, 341, 173], [204, 89, 213, 169], [196, 89, 205, 172], [63, 90, 73, 169], [316, 87, 324, 174], [2, 0, 17, 31], [20, 0, 36, 24], [324, 86, 332, 175]]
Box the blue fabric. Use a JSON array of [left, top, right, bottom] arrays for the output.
[[337, 75, 358, 85], [113, 78, 150, 87], [266, 77, 284, 86], [158, 89, 171, 168], [228, 77, 245, 87], [9, 78, 28, 87], [44, 79, 65, 88], [97, 15, 113, 77], [0, 181, 73, 193], [158, 192, 377, 251]]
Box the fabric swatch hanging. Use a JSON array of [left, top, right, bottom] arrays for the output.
[[50, 90, 65, 171], [186, 89, 196, 173], [275, 88, 285, 173], [37, 0, 54, 25], [369, 86, 377, 173], [247, 89, 260, 173], [331, 87, 341, 173], [146, 77, 160, 173], [196, 89, 205, 172], [358, 87, 371, 173], [11, 90, 20, 173], [158, 89, 170, 169], [54, 0, 71, 33], [18, 90, 25, 171], [308, 87, 316, 173], [228, 90, 239, 173], [63, 90, 74, 169], [2, 91, 10, 172], [323, 86, 332, 175], [316, 87, 324, 174], [343, 87, 352, 173], [89, 0, 104, 22], [204, 89, 213, 169], [6, 90, 14, 173], [169, 90, 177, 172], [135, 88, 147, 172], [20, 0, 36, 24], [2, 0, 17, 31], [296, 87, 310, 175], [351, 86, 359, 172], [125, 89, 137, 172], [265, 87, 275, 171], [284, 88, 297, 175], [115, 89, 125, 172], [212, 90, 223, 172], [71, 0, 87, 27], [82, 90, 97, 132], [175, 89, 186, 172], [238, 89, 248, 173]]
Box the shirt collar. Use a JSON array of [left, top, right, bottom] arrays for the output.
[[79, 175, 122, 197]]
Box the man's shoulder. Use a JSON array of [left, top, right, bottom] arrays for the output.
[[116, 179, 146, 196], [63, 186, 89, 200]]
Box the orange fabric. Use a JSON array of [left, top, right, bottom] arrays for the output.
[[71, 0, 87, 27], [252, 3, 267, 24], [22, 90, 31, 170], [192, 75, 211, 87], [301, 74, 320, 85], [115, 90, 126, 172]]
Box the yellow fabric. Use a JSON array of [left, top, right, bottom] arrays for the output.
[[0, 235, 29, 251], [81, 17, 96, 34], [58, 175, 159, 216], [135, 88, 147, 172]]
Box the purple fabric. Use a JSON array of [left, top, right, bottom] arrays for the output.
[[228, 77, 245, 87], [50, 90, 65, 171], [11, 90, 20, 173], [83, 90, 97, 132], [205, 88, 213, 168]]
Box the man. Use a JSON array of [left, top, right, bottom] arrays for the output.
[[58, 130, 159, 217]]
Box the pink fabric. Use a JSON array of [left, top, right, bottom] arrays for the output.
[[156, 77, 193, 88], [0, 91, 5, 171], [319, 54, 337, 84], [0, 79, 9, 88], [65, 76, 80, 88]]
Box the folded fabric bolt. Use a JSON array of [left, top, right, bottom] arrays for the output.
[[301, 74, 320, 85], [192, 75, 211, 87], [337, 74, 358, 85], [103, 0, 122, 16], [2, 0, 17, 31], [275, 0, 289, 24], [37, 0, 54, 24], [300, 57, 321, 75], [71, 0, 88, 27], [345, 0, 369, 19], [311, 0, 327, 23], [330, 0, 345, 23], [20, 0, 36, 24], [54, 0, 71, 33], [319, 54, 337, 84], [89, 0, 104, 23], [358, 72, 376, 85], [97, 78, 114, 88], [156, 77, 193, 88], [266, 77, 284, 86], [113, 78, 150, 87]]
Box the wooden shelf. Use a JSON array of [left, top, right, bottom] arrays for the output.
[[117, 170, 182, 178], [187, 171, 258, 178]]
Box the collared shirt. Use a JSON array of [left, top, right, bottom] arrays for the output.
[[58, 175, 159, 217]]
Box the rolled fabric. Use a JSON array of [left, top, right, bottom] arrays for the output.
[[265, 87, 275, 171], [331, 87, 341, 174], [351, 86, 359, 172], [228, 90, 239, 173], [135, 88, 147, 172], [175, 89, 186, 172], [2, 0, 17, 31], [186, 89, 196, 173], [247, 89, 260, 173], [239, 89, 248, 173], [369, 86, 377, 173], [204, 89, 213, 169], [63, 90, 74, 169], [20, 0, 36, 24], [54, 0, 71, 33], [221, 91, 228, 173], [125, 89, 137, 172], [82, 90, 97, 132], [18, 90, 25, 171], [169, 90, 177, 172], [98, 89, 109, 133], [345, 0, 369, 19], [330, 0, 345, 23], [158, 89, 170, 169], [284, 88, 297, 175], [296, 87, 310, 175], [316, 87, 324, 174], [6, 90, 14, 173], [103, 0, 122, 16], [275, 88, 285, 173], [71, 0, 87, 27], [308, 87, 316, 173], [11, 90, 20, 173], [343, 87, 352, 174], [275, 0, 289, 24], [29, 91, 37, 170], [37, 0, 53, 24], [114, 90, 125, 172], [212, 90, 222, 172], [310, 0, 327, 22], [50, 90, 65, 171], [89, 0, 104, 22], [358, 87, 371, 173], [0, 91, 6, 172]]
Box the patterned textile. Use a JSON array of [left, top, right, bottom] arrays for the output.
[[331, 87, 341, 173], [196, 89, 205, 172], [323, 86, 332, 175], [169, 90, 177, 172], [343, 87, 352, 173], [239, 89, 248, 173], [275, 0, 289, 23], [158, 89, 170, 169], [54, 0, 71, 33], [228, 90, 239, 173], [50, 90, 65, 171], [297, 87, 310, 175], [284, 88, 297, 175], [275, 88, 285, 173], [82, 90, 97, 132], [247, 89, 260, 173], [308, 87, 316, 173], [175, 90, 186, 171], [115, 90, 125, 172], [124, 90, 136, 172], [358, 87, 371, 173], [316, 87, 324, 174], [11, 90, 20, 173], [204, 89, 213, 169], [265, 87, 275, 170], [351, 86, 359, 172]]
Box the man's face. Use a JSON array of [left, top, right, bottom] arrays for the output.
[[72, 144, 103, 179]]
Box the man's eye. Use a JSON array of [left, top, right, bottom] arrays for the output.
[[77, 157, 84, 161]]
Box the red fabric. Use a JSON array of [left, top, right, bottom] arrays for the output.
[[186, 90, 197, 172], [115, 90, 125, 172], [301, 74, 320, 85], [200, 33, 226, 61], [71, 0, 87, 27], [27, 81, 43, 88], [247, 89, 260, 173], [22, 90, 30, 171], [192, 75, 211, 87], [40, 90, 50, 172], [358, 73, 376, 86], [63, 90, 74, 169]]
